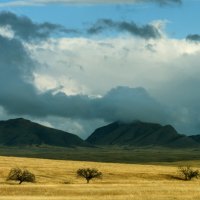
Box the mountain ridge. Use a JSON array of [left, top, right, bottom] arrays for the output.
[[0, 118, 89, 147], [86, 121, 200, 148], [0, 118, 200, 148]]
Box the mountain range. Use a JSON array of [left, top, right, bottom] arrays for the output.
[[0, 118, 199, 148], [0, 118, 88, 147], [86, 121, 199, 148]]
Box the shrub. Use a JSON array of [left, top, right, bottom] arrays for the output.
[[77, 168, 102, 183], [7, 167, 35, 184], [178, 165, 200, 181]]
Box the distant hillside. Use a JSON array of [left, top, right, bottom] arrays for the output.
[[86, 121, 199, 148], [0, 118, 89, 147]]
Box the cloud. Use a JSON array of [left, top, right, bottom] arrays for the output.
[[0, 11, 76, 41], [0, 0, 182, 7], [1, 32, 200, 136], [0, 32, 169, 133], [93, 86, 170, 123], [28, 36, 200, 135], [149, 0, 181, 5], [0, 34, 169, 127], [186, 34, 200, 42], [0, 35, 40, 113], [88, 19, 161, 39], [1, 11, 200, 137], [1, 75, 170, 125]]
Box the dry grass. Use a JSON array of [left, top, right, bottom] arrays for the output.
[[0, 156, 200, 199]]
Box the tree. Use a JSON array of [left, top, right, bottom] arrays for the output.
[[178, 165, 200, 181], [7, 168, 35, 184], [77, 168, 102, 183]]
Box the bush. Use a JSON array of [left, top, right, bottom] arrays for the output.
[[77, 168, 102, 183], [7, 167, 35, 184], [178, 165, 200, 181]]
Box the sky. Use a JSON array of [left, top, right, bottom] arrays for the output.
[[0, 0, 200, 138]]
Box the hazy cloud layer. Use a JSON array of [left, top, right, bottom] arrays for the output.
[[151, 0, 181, 5], [186, 34, 200, 42], [0, 0, 182, 7], [0, 12, 76, 41], [88, 19, 161, 39]]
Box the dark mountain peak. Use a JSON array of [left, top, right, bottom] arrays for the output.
[[131, 120, 162, 128], [6, 117, 31, 124], [0, 118, 89, 147], [163, 124, 176, 131], [10, 117, 27, 121], [86, 121, 199, 148], [115, 120, 162, 127]]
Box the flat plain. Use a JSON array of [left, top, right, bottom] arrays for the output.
[[0, 154, 200, 200]]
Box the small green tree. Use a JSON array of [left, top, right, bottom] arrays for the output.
[[178, 165, 200, 181], [7, 168, 35, 184], [77, 168, 102, 183]]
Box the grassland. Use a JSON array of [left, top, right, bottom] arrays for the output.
[[0, 156, 200, 200]]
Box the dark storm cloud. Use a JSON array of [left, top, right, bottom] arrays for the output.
[[92, 86, 170, 123], [0, 11, 76, 41], [88, 19, 161, 39], [186, 34, 200, 42], [0, 35, 40, 113], [2, 86, 170, 125]]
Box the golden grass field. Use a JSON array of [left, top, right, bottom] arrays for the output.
[[0, 156, 200, 200]]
